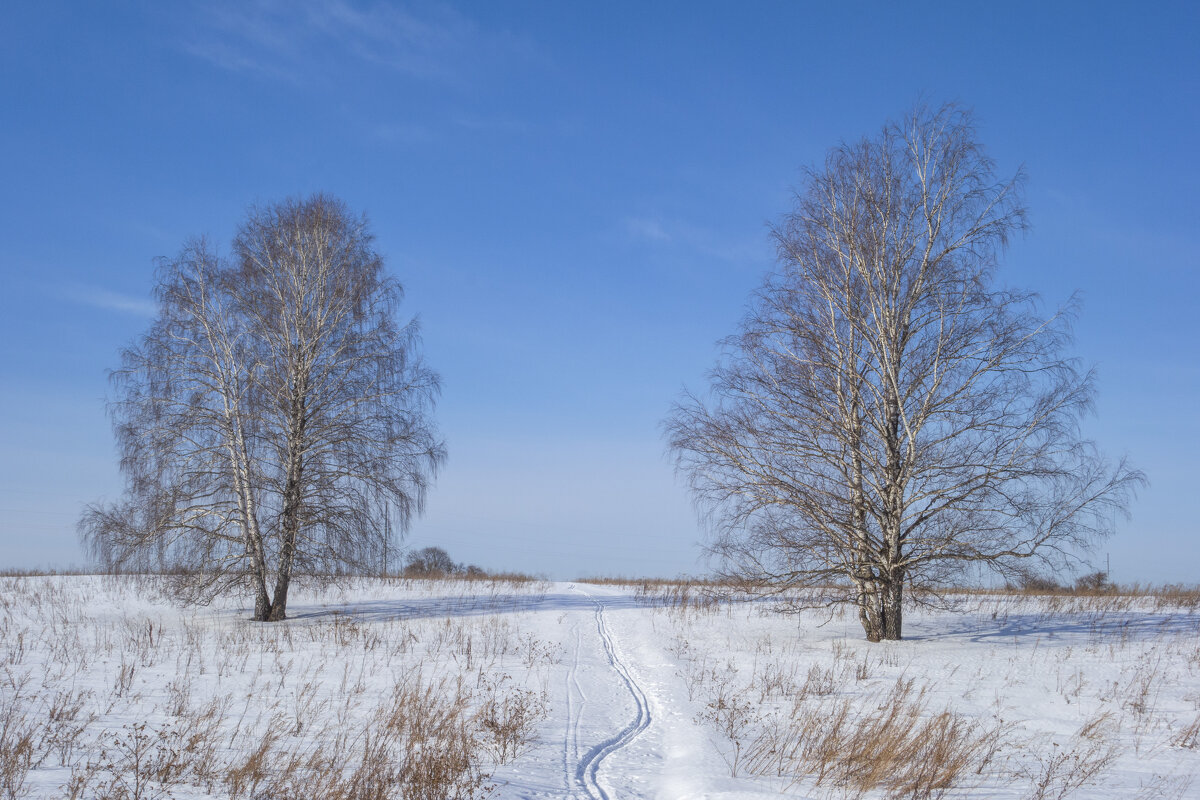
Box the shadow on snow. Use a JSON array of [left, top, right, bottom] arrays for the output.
[[224, 590, 651, 624]]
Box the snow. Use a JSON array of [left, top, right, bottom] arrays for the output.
[[1, 575, 1197, 798]]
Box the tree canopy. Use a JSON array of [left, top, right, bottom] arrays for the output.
[[666, 105, 1142, 641], [81, 195, 445, 620]]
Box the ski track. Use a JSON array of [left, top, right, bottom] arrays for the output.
[[562, 620, 584, 796], [573, 596, 652, 800]]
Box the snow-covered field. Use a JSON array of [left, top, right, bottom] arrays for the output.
[[1, 575, 1198, 798]]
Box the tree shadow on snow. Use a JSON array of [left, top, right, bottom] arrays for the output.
[[903, 609, 1197, 645], [231, 590, 651, 625]]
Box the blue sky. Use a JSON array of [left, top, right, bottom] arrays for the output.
[[1, 1, 1196, 581]]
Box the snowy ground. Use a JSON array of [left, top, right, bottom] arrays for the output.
[[1, 575, 1198, 798]]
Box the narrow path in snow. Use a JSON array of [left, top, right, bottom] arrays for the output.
[[567, 593, 653, 800]]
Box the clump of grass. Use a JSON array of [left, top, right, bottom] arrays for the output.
[[693, 662, 1007, 799], [1171, 712, 1200, 750], [1023, 722, 1118, 800], [219, 675, 497, 800], [475, 676, 548, 765], [40, 688, 95, 768], [0, 699, 38, 800], [763, 676, 1006, 799], [1152, 584, 1200, 613]]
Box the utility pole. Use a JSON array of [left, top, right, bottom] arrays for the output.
[[382, 501, 390, 577]]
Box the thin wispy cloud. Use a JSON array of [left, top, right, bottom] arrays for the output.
[[179, 0, 535, 87], [625, 217, 672, 243], [367, 121, 435, 145], [182, 38, 293, 82], [453, 113, 534, 135], [62, 284, 157, 318], [625, 216, 767, 266]]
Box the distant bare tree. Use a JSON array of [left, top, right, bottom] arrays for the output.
[[666, 105, 1142, 641], [81, 195, 445, 620], [404, 546, 459, 577]]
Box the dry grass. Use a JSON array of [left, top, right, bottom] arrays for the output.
[[1171, 712, 1200, 750], [475, 676, 549, 765], [0, 700, 37, 800], [4, 572, 1197, 797], [681, 626, 1008, 799], [63, 675, 498, 800], [752, 676, 1006, 799], [1022, 722, 1119, 800], [660, 575, 1200, 799], [1, 574, 553, 798]]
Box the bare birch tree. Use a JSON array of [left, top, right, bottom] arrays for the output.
[[666, 105, 1142, 641], [81, 195, 444, 621]]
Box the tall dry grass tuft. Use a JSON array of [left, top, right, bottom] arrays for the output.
[[689, 648, 1008, 800], [0, 700, 37, 800], [1171, 712, 1200, 750], [224, 728, 280, 798], [1023, 718, 1118, 800], [475, 676, 548, 765], [751, 676, 1006, 799], [219, 673, 498, 799]]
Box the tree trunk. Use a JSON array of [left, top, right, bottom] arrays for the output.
[[861, 612, 883, 642], [268, 570, 290, 621], [254, 591, 272, 622], [856, 577, 903, 641], [224, 390, 274, 623], [268, 493, 297, 620], [269, 393, 305, 622], [267, 470, 300, 621], [857, 582, 884, 642], [882, 575, 903, 640], [269, 465, 300, 621]]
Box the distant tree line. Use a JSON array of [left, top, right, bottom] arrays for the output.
[[1012, 569, 1116, 594]]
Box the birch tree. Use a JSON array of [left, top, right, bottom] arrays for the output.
[[81, 195, 444, 621], [666, 105, 1142, 641]]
